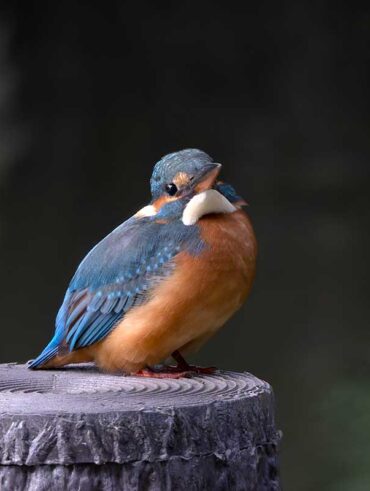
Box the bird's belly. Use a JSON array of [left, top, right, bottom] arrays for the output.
[[95, 210, 257, 373]]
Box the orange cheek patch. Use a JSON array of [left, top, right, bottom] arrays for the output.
[[152, 195, 177, 211], [173, 172, 191, 188]]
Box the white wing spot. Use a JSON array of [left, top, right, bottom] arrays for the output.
[[134, 205, 157, 218]]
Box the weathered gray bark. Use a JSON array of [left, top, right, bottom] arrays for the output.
[[0, 363, 280, 490]]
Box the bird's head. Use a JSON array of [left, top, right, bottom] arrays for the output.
[[150, 148, 220, 200], [136, 149, 246, 225]]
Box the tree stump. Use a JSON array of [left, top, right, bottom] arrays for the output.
[[0, 363, 280, 491]]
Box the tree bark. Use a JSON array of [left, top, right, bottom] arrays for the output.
[[0, 363, 280, 490]]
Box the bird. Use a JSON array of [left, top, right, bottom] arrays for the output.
[[29, 149, 257, 378]]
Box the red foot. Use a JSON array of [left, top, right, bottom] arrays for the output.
[[133, 365, 217, 379], [186, 365, 217, 375], [170, 351, 217, 376], [134, 368, 192, 379]]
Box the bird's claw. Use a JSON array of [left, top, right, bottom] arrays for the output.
[[133, 364, 217, 379]]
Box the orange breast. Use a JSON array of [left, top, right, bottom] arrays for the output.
[[198, 209, 257, 303], [94, 210, 257, 373]]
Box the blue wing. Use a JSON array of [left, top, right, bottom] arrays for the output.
[[29, 216, 204, 368]]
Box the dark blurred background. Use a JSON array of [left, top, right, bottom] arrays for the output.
[[1, 1, 369, 489]]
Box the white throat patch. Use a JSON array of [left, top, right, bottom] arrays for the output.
[[182, 189, 236, 226]]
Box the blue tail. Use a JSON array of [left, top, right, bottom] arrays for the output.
[[29, 294, 70, 369], [28, 340, 59, 369]]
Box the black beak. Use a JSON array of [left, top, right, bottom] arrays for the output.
[[192, 163, 222, 192]]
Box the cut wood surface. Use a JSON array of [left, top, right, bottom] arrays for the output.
[[0, 363, 280, 490]]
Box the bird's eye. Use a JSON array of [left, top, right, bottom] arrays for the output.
[[165, 183, 178, 196]]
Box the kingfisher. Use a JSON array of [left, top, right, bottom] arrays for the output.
[[29, 149, 257, 378]]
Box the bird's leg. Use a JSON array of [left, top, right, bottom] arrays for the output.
[[171, 350, 192, 371], [171, 350, 217, 375], [133, 351, 217, 379], [133, 364, 192, 379]]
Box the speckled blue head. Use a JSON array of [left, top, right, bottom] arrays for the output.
[[150, 149, 215, 200]]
